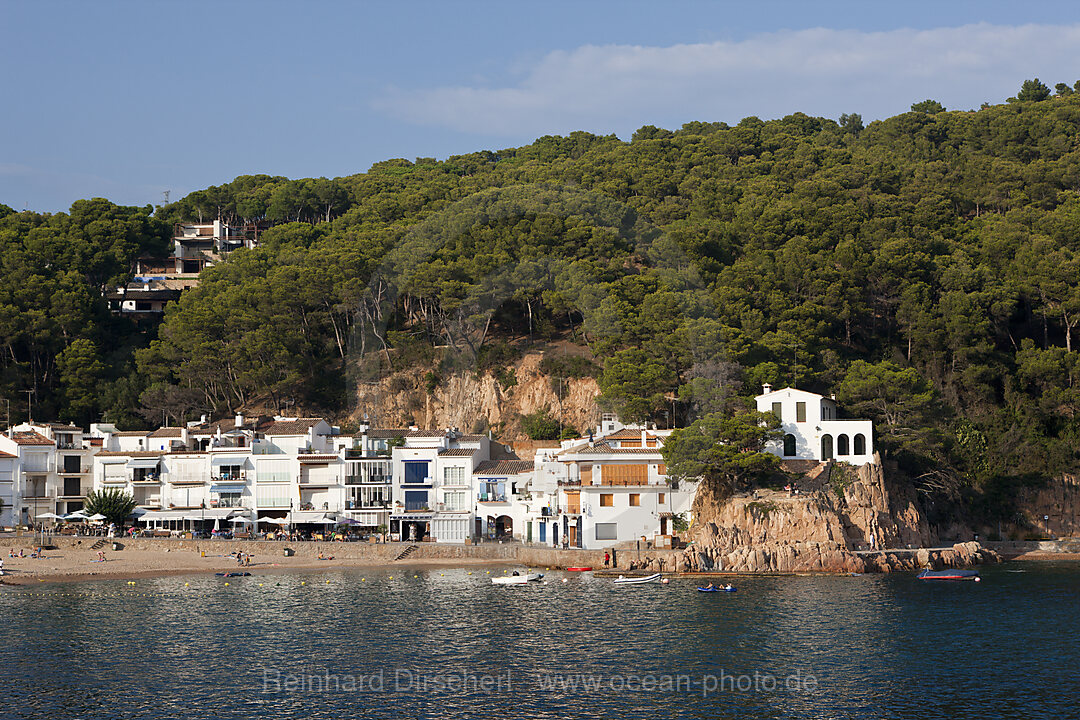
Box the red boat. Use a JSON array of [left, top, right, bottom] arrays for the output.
[[566, 567, 592, 572]]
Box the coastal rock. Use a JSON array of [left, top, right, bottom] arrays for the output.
[[681, 456, 994, 575]]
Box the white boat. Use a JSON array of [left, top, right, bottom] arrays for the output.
[[491, 572, 544, 585], [614, 573, 662, 585]]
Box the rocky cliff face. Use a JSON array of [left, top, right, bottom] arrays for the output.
[[644, 455, 1000, 575], [353, 350, 601, 438]]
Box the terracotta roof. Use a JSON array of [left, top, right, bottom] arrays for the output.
[[363, 429, 448, 439], [474, 460, 534, 475], [458, 434, 487, 442], [149, 428, 184, 438], [298, 454, 339, 462], [263, 418, 325, 436], [439, 448, 477, 457], [112, 431, 150, 437], [602, 429, 654, 440], [0, 449, 16, 458], [96, 450, 167, 457], [10, 431, 54, 446], [47, 423, 83, 432], [558, 442, 663, 457]]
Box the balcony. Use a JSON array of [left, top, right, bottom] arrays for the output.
[[477, 493, 508, 503], [299, 477, 337, 487], [345, 475, 391, 486], [57, 442, 82, 450], [345, 500, 390, 510]]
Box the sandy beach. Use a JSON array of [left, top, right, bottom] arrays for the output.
[[0, 543, 519, 586]]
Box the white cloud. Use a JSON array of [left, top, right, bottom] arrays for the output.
[[374, 23, 1080, 138]]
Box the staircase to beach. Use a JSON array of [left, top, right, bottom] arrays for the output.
[[90, 539, 108, 550], [394, 544, 418, 561]]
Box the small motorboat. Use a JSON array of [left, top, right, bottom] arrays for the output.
[[917, 569, 980, 582], [614, 573, 662, 585], [492, 572, 543, 585], [216, 572, 252, 577], [566, 567, 593, 572], [697, 585, 736, 592]]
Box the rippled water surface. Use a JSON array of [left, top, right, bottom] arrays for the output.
[[0, 562, 1077, 719]]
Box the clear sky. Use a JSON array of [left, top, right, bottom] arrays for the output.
[[4, 0, 1080, 213]]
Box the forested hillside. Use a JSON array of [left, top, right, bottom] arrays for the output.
[[3, 79, 1080, 522]]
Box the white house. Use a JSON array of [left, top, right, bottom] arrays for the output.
[[0, 423, 96, 525], [755, 384, 874, 465]]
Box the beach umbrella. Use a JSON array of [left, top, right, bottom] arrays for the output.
[[63, 511, 88, 521], [229, 516, 252, 524], [37, 512, 63, 520], [265, 518, 290, 526], [336, 517, 360, 525], [86, 513, 107, 521], [312, 517, 338, 525]]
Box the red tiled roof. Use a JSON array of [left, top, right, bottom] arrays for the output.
[[11, 431, 54, 446], [298, 454, 339, 462], [0, 449, 16, 458], [149, 428, 183, 438], [264, 418, 325, 436], [474, 460, 534, 475], [439, 448, 477, 457], [96, 450, 167, 457]]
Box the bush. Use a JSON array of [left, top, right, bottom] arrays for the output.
[[476, 341, 521, 374], [540, 354, 598, 379], [520, 409, 561, 440], [495, 368, 517, 390]]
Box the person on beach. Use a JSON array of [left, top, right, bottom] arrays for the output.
[[604, 551, 610, 567], [97, 550, 106, 562]]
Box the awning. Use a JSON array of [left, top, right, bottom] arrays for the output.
[[211, 483, 246, 492], [211, 455, 247, 466], [126, 457, 162, 469], [138, 510, 186, 522], [391, 514, 433, 520], [290, 510, 333, 524], [183, 508, 238, 521]]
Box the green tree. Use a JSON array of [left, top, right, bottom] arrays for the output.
[[1011, 78, 1051, 102], [661, 403, 782, 492], [55, 339, 106, 426], [910, 99, 945, 114], [597, 349, 676, 424], [838, 113, 864, 135], [520, 408, 561, 440], [84, 488, 137, 527]]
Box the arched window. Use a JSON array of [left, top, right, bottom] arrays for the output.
[[783, 434, 796, 456], [853, 434, 866, 456], [837, 434, 849, 456], [821, 434, 834, 460]]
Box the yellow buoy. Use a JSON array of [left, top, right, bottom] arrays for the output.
[[301, 581, 306, 586], [326, 580, 330, 584], [184, 583, 189, 587], [224, 583, 229, 586]]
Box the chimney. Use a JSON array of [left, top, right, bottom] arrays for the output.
[[235, 412, 244, 428], [763, 383, 772, 394]]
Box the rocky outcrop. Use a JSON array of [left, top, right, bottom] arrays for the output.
[[353, 349, 601, 438], [672, 456, 999, 574]]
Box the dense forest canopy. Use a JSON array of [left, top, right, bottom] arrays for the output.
[[3, 79, 1080, 518]]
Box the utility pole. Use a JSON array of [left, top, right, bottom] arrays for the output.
[[23, 389, 32, 423]]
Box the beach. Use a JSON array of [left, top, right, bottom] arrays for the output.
[[0, 540, 518, 586]]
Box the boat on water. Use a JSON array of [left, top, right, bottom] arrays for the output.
[[614, 573, 662, 585], [566, 567, 593, 572], [215, 572, 252, 578], [697, 585, 737, 593], [917, 569, 981, 582], [491, 572, 544, 585]]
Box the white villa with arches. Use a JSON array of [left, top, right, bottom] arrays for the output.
[[756, 384, 874, 465]]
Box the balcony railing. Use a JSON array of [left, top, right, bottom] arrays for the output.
[[346, 500, 391, 510], [478, 493, 507, 503], [345, 475, 391, 485]]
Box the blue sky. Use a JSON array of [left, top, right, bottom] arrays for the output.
[[4, 1, 1080, 213]]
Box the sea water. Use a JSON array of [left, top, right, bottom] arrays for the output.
[[0, 562, 1076, 719]]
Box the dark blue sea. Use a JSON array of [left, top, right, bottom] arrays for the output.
[[0, 562, 1076, 719]]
